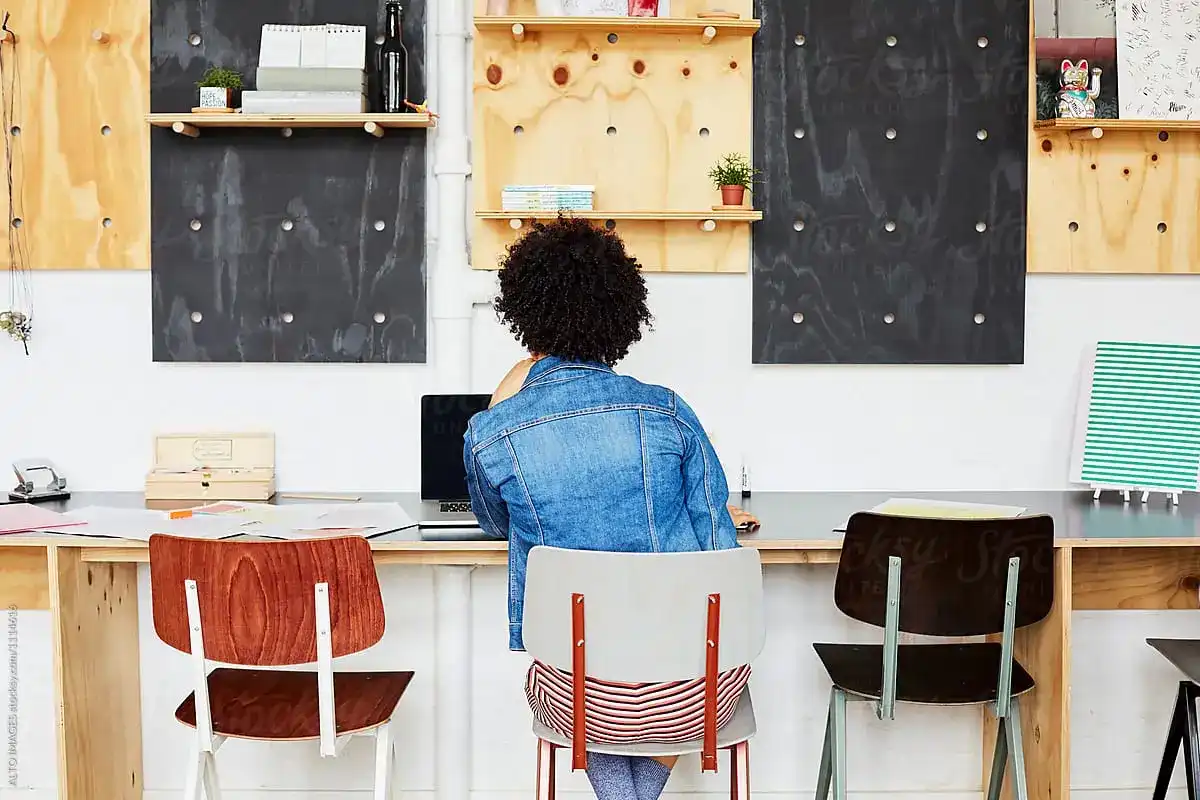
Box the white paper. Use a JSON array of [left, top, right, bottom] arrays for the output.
[[1116, 0, 1200, 120], [300, 25, 327, 68], [310, 502, 416, 532], [325, 24, 366, 70], [49, 507, 243, 541], [869, 498, 1027, 520], [259, 24, 302, 68]]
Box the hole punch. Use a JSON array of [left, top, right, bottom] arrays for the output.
[[792, 312, 805, 324], [374, 220, 386, 231], [1158, 222, 1168, 233], [373, 312, 387, 324], [885, 127, 897, 140], [1068, 221, 1079, 232], [188, 33, 201, 46], [974, 313, 986, 324], [190, 311, 203, 323], [793, 128, 806, 139], [189, 219, 202, 232], [793, 219, 805, 231]]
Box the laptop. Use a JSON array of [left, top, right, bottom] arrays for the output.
[[419, 393, 491, 527]]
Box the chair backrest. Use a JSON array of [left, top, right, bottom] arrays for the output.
[[835, 512, 1055, 637], [522, 546, 764, 684], [148, 534, 385, 665]]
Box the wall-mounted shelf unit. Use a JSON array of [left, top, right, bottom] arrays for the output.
[[476, 209, 762, 221], [1034, 118, 1200, 140], [475, 15, 760, 41], [147, 113, 436, 138]]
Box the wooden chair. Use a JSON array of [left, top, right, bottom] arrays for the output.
[[1145, 640, 1200, 800], [522, 546, 765, 800], [813, 512, 1055, 800], [148, 534, 414, 800]]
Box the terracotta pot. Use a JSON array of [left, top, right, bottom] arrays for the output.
[[720, 185, 746, 206]]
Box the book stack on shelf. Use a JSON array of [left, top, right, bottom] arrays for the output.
[[242, 24, 369, 114], [501, 185, 595, 212]]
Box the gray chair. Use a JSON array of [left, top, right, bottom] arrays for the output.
[[1147, 639, 1200, 800], [523, 546, 765, 800]]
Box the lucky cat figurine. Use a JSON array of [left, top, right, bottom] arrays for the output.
[[1057, 59, 1102, 119]]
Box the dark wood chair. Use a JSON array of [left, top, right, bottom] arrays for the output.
[[148, 534, 413, 800], [813, 512, 1055, 800], [1146, 639, 1200, 800]]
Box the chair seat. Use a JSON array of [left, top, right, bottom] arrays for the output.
[[813, 642, 1034, 706], [532, 687, 757, 757], [175, 668, 414, 740], [1148, 638, 1200, 684]]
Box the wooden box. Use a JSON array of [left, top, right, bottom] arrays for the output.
[[145, 432, 276, 501]]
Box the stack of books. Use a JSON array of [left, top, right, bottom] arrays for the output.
[[501, 185, 595, 212], [242, 24, 368, 114]]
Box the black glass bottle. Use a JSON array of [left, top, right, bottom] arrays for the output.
[[378, 2, 410, 113]]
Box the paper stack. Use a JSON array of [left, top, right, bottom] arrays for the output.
[[245, 24, 369, 114], [501, 185, 595, 212]]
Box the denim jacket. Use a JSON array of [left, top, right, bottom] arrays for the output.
[[463, 357, 740, 650]]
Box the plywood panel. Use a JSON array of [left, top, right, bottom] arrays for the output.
[[1028, 128, 1200, 274], [0, 0, 150, 270], [472, 0, 754, 273]]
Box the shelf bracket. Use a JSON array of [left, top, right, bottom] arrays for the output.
[[171, 121, 200, 138], [92, 30, 111, 44], [364, 121, 385, 138], [511, 23, 526, 42], [508, 218, 524, 230], [700, 219, 717, 232], [701, 25, 717, 44], [1068, 126, 1103, 142]]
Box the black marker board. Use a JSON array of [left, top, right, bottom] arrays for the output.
[[752, 0, 1029, 364], [150, 0, 427, 363]]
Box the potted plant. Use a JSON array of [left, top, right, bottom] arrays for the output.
[[708, 152, 759, 207], [196, 66, 244, 112]]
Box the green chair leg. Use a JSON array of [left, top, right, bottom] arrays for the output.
[[815, 692, 833, 800], [1006, 698, 1030, 800], [985, 716, 1009, 800], [831, 688, 848, 800]]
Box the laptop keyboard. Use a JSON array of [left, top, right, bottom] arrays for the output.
[[440, 501, 473, 513]]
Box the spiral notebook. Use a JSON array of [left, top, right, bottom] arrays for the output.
[[259, 24, 366, 70]]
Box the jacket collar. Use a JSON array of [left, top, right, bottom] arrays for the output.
[[522, 355, 613, 388]]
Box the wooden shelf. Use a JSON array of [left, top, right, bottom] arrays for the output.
[[477, 209, 762, 221], [475, 15, 760, 40], [146, 113, 436, 138], [1034, 118, 1200, 139]]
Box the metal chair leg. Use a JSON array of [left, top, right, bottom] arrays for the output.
[[1182, 683, 1200, 800], [1005, 698, 1029, 800], [831, 688, 848, 800], [730, 745, 740, 800], [815, 690, 834, 800], [1154, 683, 1188, 800], [985, 716, 1009, 800], [536, 740, 556, 800], [733, 741, 750, 800]]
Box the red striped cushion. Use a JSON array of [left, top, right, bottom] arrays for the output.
[[526, 661, 751, 744]]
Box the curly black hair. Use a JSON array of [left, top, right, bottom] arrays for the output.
[[494, 216, 652, 366]]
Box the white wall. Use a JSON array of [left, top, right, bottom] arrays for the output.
[[4, 271, 1200, 800]]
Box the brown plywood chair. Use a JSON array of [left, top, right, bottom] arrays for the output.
[[813, 512, 1056, 800], [149, 534, 413, 800]]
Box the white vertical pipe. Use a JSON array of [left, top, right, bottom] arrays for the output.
[[434, 566, 474, 800], [430, 0, 493, 393]]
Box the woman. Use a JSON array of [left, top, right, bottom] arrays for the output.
[[463, 217, 758, 800]]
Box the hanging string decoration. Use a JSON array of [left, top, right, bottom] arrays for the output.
[[0, 11, 31, 355]]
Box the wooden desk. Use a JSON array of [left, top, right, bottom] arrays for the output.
[[6, 490, 1200, 800]]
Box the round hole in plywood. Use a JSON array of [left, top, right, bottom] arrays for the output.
[[794, 34, 806, 46], [373, 312, 387, 324], [1123, 168, 1130, 176], [729, 60, 738, 69], [1090, 163, 1097, 170], [101, 125, 112, 136], [10, 217, 21, 228], [9, 126, 18, 136], [792, 312, 805, 324], [1068, 221, 1079, 232], [513, 125, 524, 135], [1158, 222, 1168, 233], [486, 64, 503, 85], [1159, 131, 1170, 142], [699, 127, 710, 138], [607, 33, 618, 44], [553, 65, 570, 85], [681, 65, 691, 77], [633, 59, 645, 74], [188, 33, 201, 46], [190, 311, 203, 323], [1041, 139, 1052, 153], [591, 52, 599, 61], [102, 217, 112, 228], [974, 313, 986, 324], [604, 219, 616, 230], [606, 126, 617, 136], [1151, 153, 1159, 162]]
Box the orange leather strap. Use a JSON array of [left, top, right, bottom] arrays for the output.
[[571, 593, 588, 771], [702, 593, 721, 772]]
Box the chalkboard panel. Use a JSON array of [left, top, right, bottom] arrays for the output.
[[150, 0, 427, 363], [752, 0, 1028, 364]]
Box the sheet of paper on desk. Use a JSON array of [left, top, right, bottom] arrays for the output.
[[249, 503, 417, 539], [0, 503, 85, 534], [869, 498, 1027, 519], [49, 507, 242, 540]]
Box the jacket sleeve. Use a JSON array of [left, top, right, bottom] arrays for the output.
[[674, 395, 739, 551], [464, 431, 510, 540]]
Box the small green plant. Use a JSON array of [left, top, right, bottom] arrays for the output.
[[196, 66, 244, 90], [708, 152, 759, 189]]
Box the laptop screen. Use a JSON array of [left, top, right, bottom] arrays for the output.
[[421, 394, 492, 501]]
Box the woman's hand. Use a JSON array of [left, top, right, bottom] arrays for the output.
[[727, 504, 760, 531], [490, 358, 536, 408]]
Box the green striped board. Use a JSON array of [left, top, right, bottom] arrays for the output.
[[1074, 341, 1200, 493]]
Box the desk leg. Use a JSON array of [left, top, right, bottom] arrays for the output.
[[983, 546, 1072, 800], [435, 566, 473, 800], [48, 546, 143, 800], [0, 546, 50, 610]]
